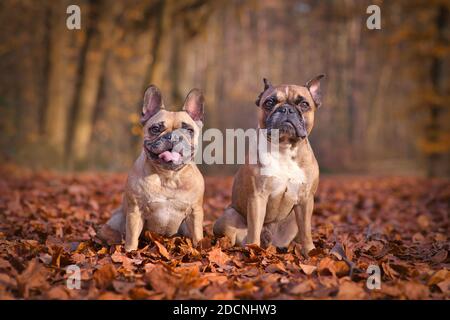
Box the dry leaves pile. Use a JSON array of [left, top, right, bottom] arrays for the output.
[[0, 166, 448, 300]]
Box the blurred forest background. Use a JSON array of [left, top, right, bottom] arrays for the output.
[[0, 0, 448, 176]]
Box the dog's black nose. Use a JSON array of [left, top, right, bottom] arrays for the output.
[[277, 105, 296, 114], [165, 132, 172, 140]]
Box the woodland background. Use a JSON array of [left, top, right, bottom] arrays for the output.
[[0, 0, 449, 176]]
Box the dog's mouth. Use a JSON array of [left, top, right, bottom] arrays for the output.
[[157, 150, 182, 164], [144, 138, 194, 170], [279, 121, 295, 132], [268, 121, 307, 140], [146, 147, 184, 168]]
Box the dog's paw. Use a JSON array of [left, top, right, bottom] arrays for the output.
[[301, 243, 316, 257], [124, 243, 138, 252], [260, 229, 273, 248]]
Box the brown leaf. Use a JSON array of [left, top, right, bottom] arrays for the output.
[[0, 257, 12, 269], [71, 253, 86, 264], [417, 215, 430, 230], [0, 273, 17, 289], [334, 261, 350, 277], [318, 257, 336, 277], [290, 280, 315, 295], [382, 262, 399, 279], [299, 264, 317, 275], [265, 262, 287, 274], [16, 259, 48, 298], [112, 280, 135, 294], [431, 250, 448, 264], [129, 287, 154, 300], [144, 264, 179, 299], [412, 232, 425, 243], [380, 284, 402, 298], [98, 292, 125, 300], [437, 279, 450, 293], [154, 241, 171, 260], [306, 247, 325, 257], [202, 273, 228, 285], [337, 281, 366, 299], [44, 286, 70, 300], [400, 281, 429, 299], [427, 269, 449, 286], [93, 264, 117, 289], [242, 267, 259, 277], [208, 247, 231, 267]]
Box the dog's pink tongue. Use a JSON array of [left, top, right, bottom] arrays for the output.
[[158, 151, 182, 163]]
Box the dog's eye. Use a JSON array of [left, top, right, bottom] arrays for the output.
[[300, 101, 310, 109], [264, 98, 275, 109], [149, 125, 161, 134], [181, 122, 195, 136]]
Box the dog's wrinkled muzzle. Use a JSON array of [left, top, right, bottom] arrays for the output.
[[267, 104, 307, 138], [143, 132, 194, 167]]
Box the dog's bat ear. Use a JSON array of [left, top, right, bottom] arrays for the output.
[[183, 88, 204, 122], [305, 74, 325, 108], [255, 78, 273, 106], [141, 85, 164, 124], [263, 78, 272, 90]]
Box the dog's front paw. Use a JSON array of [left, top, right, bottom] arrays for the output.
[[260, 229, 273, 248], [301, 243, 316, 257], [124, 243, 138, 252]]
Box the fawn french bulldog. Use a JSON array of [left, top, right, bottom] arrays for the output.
[[98, 85, 205, 251], [213, 75, 325, 256]]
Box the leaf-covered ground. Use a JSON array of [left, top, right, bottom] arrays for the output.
[[0, 166, 448, 300]]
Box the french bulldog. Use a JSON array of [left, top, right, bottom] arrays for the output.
[[98, 85, 205, 252], [213, 75, 325, 256]]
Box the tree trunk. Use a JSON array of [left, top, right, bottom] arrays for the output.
[[426, 5, 449, 177], [147, 0, 176, 97], [44, 0, 71, 158], [68, 0, 122, 168]]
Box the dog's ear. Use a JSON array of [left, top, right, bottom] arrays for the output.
[[183, 88, 204, 122], [305, 74, 325, 108], [141, 85, 164, 124], [255, 78, 272, 106]]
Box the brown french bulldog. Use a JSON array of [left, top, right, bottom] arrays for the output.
[[213, 75, 325, 256], [98, 85, 205, 252]]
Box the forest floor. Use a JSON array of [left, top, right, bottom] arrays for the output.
[[0, 165, 449, 300]]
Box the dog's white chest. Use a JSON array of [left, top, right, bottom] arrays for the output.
[[137, 185, 190, 236], [259, 148, 307, 203]]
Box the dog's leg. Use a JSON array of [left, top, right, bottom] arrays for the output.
[[125, 205, 144, 252], [266, 211, 299, 248], [294, 196, 315, 256], [246, 196, 267, 246], [183, 204, 204, 245], [213, 207, 247, 246], [97, 207, 124, 244], [106, 207, 126, 233]]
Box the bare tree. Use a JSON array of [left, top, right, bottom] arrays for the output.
[[68, 0, 123, 167]]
